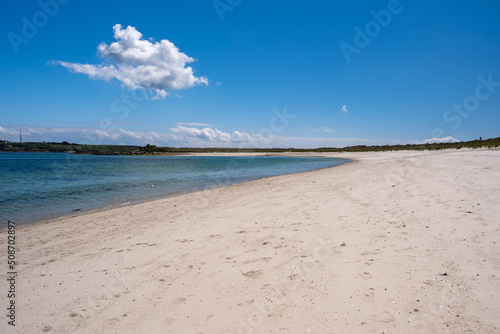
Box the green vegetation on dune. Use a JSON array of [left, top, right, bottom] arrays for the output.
[[314, 137, 500, 152], [1, 137, 499, 155], [0, 141, 144, 155]]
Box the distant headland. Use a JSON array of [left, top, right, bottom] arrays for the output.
[[1, 137, 499, 155]]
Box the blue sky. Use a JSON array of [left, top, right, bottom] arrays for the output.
[[1, 0, 499, 148]]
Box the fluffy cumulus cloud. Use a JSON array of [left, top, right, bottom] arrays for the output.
[[170, 125, 271, 146], [51, 24, 208, 98]]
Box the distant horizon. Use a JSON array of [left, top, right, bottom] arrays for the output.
[[0, 125, 470, 149], [2, 1, 499, 148], [3, 134, 499, 151]]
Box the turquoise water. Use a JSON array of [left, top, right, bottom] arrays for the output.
[[0, 152, 352, 226]]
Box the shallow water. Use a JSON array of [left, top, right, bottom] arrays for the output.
[[0, 152, 352, 226]]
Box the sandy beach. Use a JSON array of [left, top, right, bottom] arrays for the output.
[[2, 149, 500, 333]]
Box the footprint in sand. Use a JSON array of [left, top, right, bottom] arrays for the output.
[[243, 259, 258, 264], [244, 257, 272, 264], [365, 259, 375, 266], [364, 288, 375, 297], [242, 270, 263, 278], [360, 272, 372, 279], [361, 249, 381, 256], [196, 313, 215, 325], [173, 297, 187, 304], [376, 311, 394, 323], [208, 270, 224, 277]]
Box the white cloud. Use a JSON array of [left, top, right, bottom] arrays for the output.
[[340, 105, 348, 113], [0, 125, 272, 147], [215, 82, 222, 86], [170, 125, 270, 146], [419, 136, 461, 144], [171, 125, 230, 142], [51, 24, 208, 98], [0, 126, 179, 145], [0, 125, 384, 148], [118, 128, 143, 139], [309, 127, 334, 133]]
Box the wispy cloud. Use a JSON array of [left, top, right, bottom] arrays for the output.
[[0, 126, 178, 145], [309, 126, 334, 133], [50, 24, 208, 99], [340, 105, 349, 113]]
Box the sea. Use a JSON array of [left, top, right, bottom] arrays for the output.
[[0, 152, 352, 226]]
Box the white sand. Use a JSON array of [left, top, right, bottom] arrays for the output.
[[1, 149, 499, 333]]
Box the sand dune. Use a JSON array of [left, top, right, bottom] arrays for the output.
[[1, 149, 499, 333]]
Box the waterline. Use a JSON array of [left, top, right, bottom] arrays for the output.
[[1, 152, 352, 226]]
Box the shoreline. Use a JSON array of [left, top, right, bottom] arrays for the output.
[[1, 149, 499, 333], [4, 154, 354, 229]]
